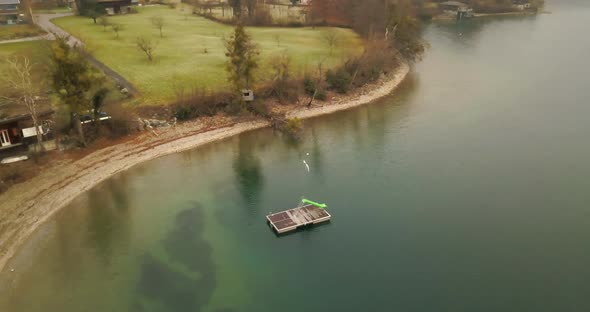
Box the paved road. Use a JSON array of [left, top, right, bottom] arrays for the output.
[[33, 13, 138, 95], [34, 13, 82, 46]]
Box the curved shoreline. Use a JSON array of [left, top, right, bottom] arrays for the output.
[[0, 62, 409, 272]]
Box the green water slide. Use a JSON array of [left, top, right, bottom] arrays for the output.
[[302, 198, 327, 209]]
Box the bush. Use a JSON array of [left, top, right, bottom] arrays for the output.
[[287, 22, 304, 27], [271, 114, 303, 140], [248, 100, 270, 117], [261, 53, 300, 104], [326, 68, 352, 94], [316, 88, 327, 101], [303, 74, 327, 101], [303, 75, 316, 96], [248, 8, 273, 26], [105, 101, 134, 137], [173, 89, 232, 120], [285, 117, 302, 136]]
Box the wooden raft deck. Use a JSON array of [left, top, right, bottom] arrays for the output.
[[266, 204, 331, 234]]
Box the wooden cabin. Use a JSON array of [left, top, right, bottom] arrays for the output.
[[0, 109, 53, 154]]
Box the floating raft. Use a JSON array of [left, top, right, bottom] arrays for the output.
[[266, 204, 331, 234]]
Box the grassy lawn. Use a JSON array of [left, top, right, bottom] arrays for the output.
[[53, 5, 363, 105], [0, 41, 51, 117], [0, 40, 124, 115], [0, 24, 46, 41], [0, 40, 49, 82]]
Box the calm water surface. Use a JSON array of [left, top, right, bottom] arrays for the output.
[[2, 2, 590, 311]]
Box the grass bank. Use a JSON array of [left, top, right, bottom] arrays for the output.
[[53, 6, 363, 105], [0, 25, 46, 41]]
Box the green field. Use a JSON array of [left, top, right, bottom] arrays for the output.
[[0, 40, 49, 84], [53, 6, 363, 105], [0, 41, 51, 116], [0, 40, 124, 112]]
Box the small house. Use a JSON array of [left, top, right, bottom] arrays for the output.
[[97, 0, 134, 15], [440, 1, 469, 11], [439, 1, 473, 19], [0, 109, 53, 154], [512, 0, 531, 10], [0, 0, 20, 25]]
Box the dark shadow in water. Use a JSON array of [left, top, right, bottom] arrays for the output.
[[233, 137, 264, 207], [133, 253, 202, 311], [133, 203, 217, 312], [163, 206, 213, 273]]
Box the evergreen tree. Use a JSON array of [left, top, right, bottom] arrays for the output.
[[224, 24, 259, 109], [49, 35, 100, 146]]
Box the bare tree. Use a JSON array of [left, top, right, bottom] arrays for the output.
[[151, 16, 165, 38], [98, 16, 110, 31], [136, 36, 157, 61], [0, 56, 44, 150], [322, 30, 338, 56], [307, 60, 325, 107], [273, 33, 281, 47], [111, 23, 124, 39]]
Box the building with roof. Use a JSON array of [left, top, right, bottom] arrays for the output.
[[97, 0, 138, 15], [0, 0, 20, 25], [0, 101, 55, 155], [440, 1, 473, 19], [512, 0, 531, 10]]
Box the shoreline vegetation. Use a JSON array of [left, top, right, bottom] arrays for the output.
[[0, 62, 410, 272]]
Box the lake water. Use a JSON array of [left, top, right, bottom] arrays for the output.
[[2, 1, 590, 311]]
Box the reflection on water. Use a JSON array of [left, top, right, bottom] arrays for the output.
[[86, 175, 132, 266], [233, 139, 264, 207]]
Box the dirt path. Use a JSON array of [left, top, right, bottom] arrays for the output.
[[0, 62, 409, 272]]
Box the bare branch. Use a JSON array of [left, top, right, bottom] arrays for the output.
[[136, 36, 157, 61], [1, 56, 44, 148]]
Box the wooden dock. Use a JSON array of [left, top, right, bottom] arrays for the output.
[[266, 204, 331, 234]]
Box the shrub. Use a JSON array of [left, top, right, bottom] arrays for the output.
[[271, 114, 303, 140], [287, 22, 304, 27], [105, 101, 134, 137], [248, 100, 270, 117], [303, 74, 327, 101], [316, 88, 327, 101], [285, 117, 302, 134], [173, 89, 232, 120], [259, 53, 300, 104], [247, 7, 273, 26], [326, 67, 352, 94], [303, 75, 316, 96]]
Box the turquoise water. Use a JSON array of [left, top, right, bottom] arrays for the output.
[[2, 2, 590, 311]]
